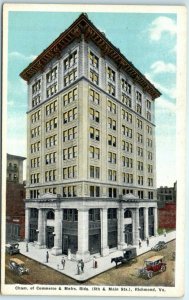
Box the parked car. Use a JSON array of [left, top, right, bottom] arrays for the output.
[[8, 258, 29, 276], [138, 255, 166, 279], [111, 247, 137, 267], [151, 241, 167, 251], [5, 243, 20, 255]]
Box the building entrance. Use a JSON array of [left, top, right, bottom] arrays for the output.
[[29, 223, 37, 242], [124, 224, 133, 245], [89, 231, 101, 254], [46, 226, 54, 248]]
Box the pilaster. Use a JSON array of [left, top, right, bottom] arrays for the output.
[[100, 208, 109, 256], [76, 208, 90, 262], [52, 209, 62, 255]]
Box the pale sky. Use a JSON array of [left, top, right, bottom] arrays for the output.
[[7, 11, 177, 187]]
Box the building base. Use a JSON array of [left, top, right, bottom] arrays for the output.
[[76, 250, 90, 262], [101, 246, 109, 257], [51, 246, 62, 256]]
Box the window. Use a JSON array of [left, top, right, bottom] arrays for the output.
[[138, 176, 143, 185], [46, 135, 57, 148], [146, 99, 152, 110], [136, 104, 142, 115], [148, 151, 153, 160], [89, 146, 100, 159], [45, 152, 57, 164], [108, 83, 115, 96], [64, 69, 77, 86], [31, 126, 41, 138], [108, 208, 117, 219], [46, 117, 58, 132], [107, 66, 115, 82], [30, 190, 40, 199], [90, 127, 100, 141], [46, 100, 57, 115], [63, 107, 77, 123], [136, 91, 142, 102], [121, 109, 132, 123], [108, 188, 117, 198], [31, 157, 40, 168], [90, 70, 99, 85], [148, 191, 154, 199], [108, 135, 116, 147], [89, 51, 99, 69], [137, 133, 143, 144], [63, 127, 77, 142], [45, 170, 57, 182], [63, 166, 77, 179], [122, 93, 132, 108], [47, 83, 57, 98], [46, 67, 57, 83], [137, 161, 143, 171], [108, 169, 117, 181], [89, 108, 100, 123], [147, 111, 151, 121], [89, 186, 100, 198], [108, 118, 116, 130], [148, 178, 153, 187], [32, 80, 41, 95], [31, 142, 40, 153], [122, 141, 133, 153], [63, 208, 78, 219], [147, 125, 152, 135], [30, 173, 40, 184], [122, 157, 133, 168], [147, 138, 153, 147], [89, 208, 100, 220], [64, 51, 77, 70], [137, 147, 143, 157], [138, 190, 144, 199], [122, 125, 132, 138], [63, 88, 78, 106], [90, 166, 100, 178], [137, 118, 143, 129], [108, 152, 116, 164], [89, 89, 100, 105], [31, 110, 41, 123], [148, 164, 153, 173], [121, 79, 131, 94], [107, 100, 116, 114], [122, 173, 133, 184], [45, 188, 56, 194], [32, 95, 41, 107]]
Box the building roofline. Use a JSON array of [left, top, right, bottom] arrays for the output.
[[20, 13, 161, 100], [7, 153, 26, 161]]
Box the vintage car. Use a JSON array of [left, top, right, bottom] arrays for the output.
[[138, 255, 166, 279], [151, 241, 167, 251], [8, 258, 29, 276], [111, 247, 137, 267], [5, 243, 20, 255]]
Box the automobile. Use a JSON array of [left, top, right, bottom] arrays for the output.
[[8, 258, 29, 276], [5, 243, 20, 255], [151, 241, 167, 251], [111, 247, 137, 267], [138, 255, 166, 279]]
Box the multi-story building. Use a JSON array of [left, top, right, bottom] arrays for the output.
[[6, 154, 26, 241], [157, 182, 177, 202], [20, 13, 161, 261]]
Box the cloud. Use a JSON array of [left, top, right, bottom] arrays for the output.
[[150, 61, 176, 74], [149, 16, 177, 41], [145, 72, 176, 99], [156, 97, 176, 114], [9, 51, 37, 61]]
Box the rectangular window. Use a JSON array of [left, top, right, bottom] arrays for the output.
[[64, 51, 77, 70], [89, 51, 99, 69], [121, 78, 131, 94], [90, 70, 99, 85], [122, 93, 132, 108], [89, 89, 100, 105]]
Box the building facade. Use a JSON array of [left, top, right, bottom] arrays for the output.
[[20, 13, 161, 261], [6, 154, 26, 241]]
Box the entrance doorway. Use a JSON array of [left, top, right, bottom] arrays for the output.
[[89, 231, 101, 254], [124, 224, 133, 245], [46, 226, 54, 248]]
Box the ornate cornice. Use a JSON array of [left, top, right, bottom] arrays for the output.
[[20, 13, 161, 99]]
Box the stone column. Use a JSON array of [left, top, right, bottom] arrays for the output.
[[52, 209, 62, 255], [153, 206, 158, 236], [133, 208, 140, 245], [101, 208, 109, 256], [118, 208, 126, 249], [37, 208, 45, 248], [144, 207, 149, 239], [25, 208, 30, 242], [76, 209, 90, 262]]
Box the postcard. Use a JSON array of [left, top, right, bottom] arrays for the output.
[[1, 3, 187, 297]]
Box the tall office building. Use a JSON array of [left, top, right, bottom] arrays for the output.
[[20, 13, 161, 261]]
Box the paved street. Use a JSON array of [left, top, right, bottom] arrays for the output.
[[5, 238, 175, 286]]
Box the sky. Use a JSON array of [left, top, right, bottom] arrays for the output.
[[7, 10, 177, 187]]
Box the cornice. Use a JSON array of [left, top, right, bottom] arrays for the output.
[[20, 13, 161, 100]]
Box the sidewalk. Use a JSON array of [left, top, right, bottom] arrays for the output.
[[19, 231, 176, 282]]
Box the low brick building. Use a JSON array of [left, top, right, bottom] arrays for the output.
[[6, 154, 26, 241], [158, 202, 176, 229]]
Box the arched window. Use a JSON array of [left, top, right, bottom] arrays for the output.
[[124, 209, 132, 218], [47, 210, 55, 220]]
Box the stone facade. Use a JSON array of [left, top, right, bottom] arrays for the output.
[[20, 13, 161, 261]]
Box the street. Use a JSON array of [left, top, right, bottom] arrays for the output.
[[5, 240, 175, 286]]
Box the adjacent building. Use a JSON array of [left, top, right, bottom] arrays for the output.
[[20, 13, 161, 261], [6, 154, 26, 241]]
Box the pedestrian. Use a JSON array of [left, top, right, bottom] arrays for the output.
[[163, 228, 166, 237], [93, 256, 96, 268], [146, 237, 149, 247], [61, 257, 66, 270], [46, 251, 49, 263], [81, 259, 84, 273], [139, 240, 141, 248], [26, 242, 29, 252], [77, 260, 81, 275]]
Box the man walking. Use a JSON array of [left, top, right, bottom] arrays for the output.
[[81, 259, 84, 273], [146, 237, 149, 247], [46, 251, 49, 263], [61, 257, 66, 270]]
